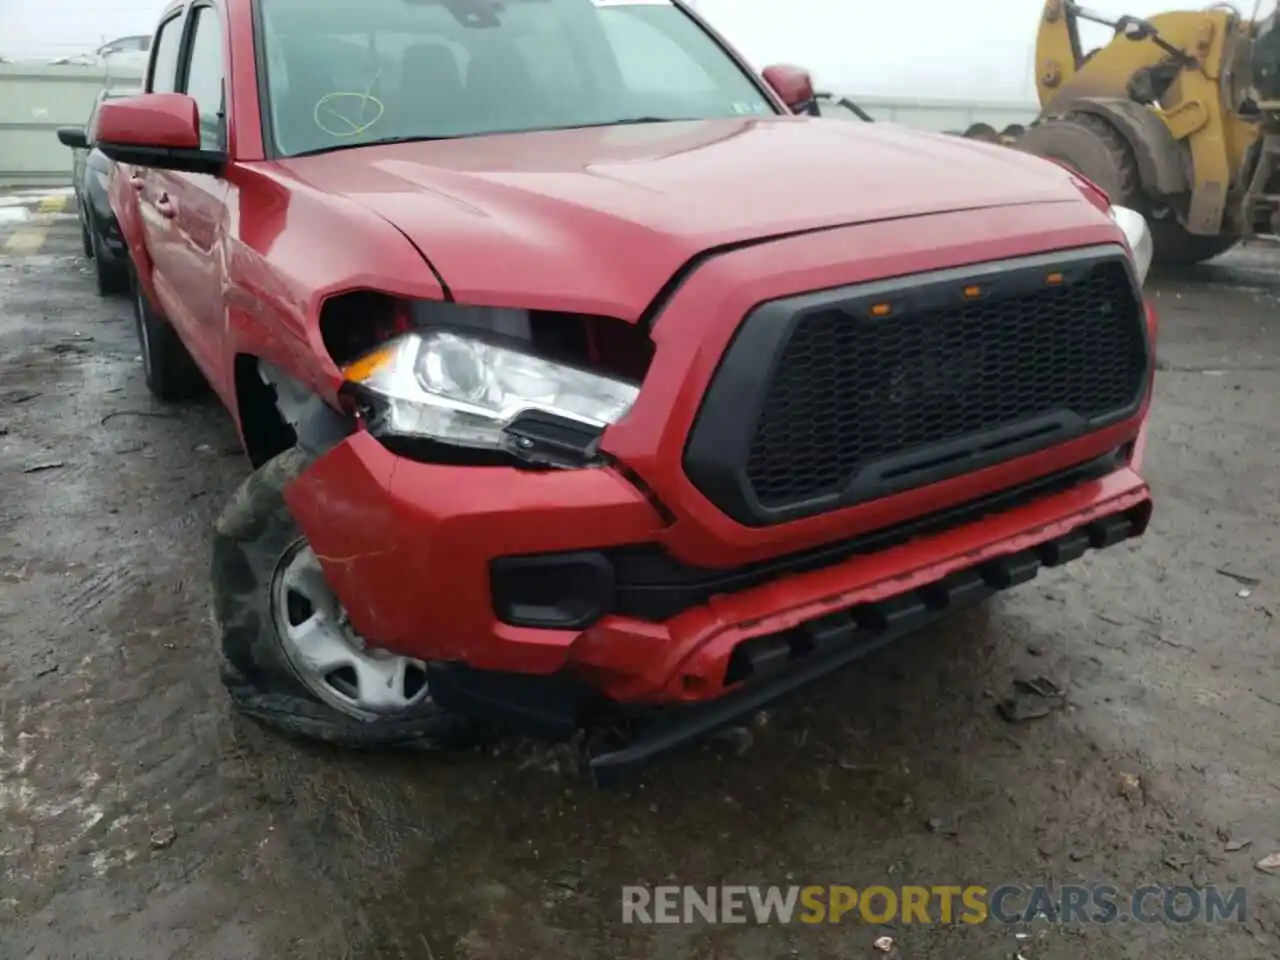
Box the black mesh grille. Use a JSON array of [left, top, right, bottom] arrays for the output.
[[682, 249, 1150, 526], [746, 260, 1144, 506]]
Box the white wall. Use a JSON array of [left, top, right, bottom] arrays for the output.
[[0, 62, 144, 188]]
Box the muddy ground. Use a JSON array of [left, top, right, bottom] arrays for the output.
[[0, 193, 1277, 960]]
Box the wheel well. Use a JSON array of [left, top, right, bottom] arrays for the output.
[[233, 355, 295, 468]]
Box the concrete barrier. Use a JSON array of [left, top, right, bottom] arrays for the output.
[[833, 93, 1039, 134], [0, 62, 144, 189]]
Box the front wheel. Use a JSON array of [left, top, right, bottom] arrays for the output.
[[211, 448, 478, 749]]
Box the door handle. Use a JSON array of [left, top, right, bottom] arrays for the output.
[[129, 175, 145, 192], [155, 194, 177, 219]]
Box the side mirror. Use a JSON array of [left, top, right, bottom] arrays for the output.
[[93, 93, 224, 175], [762, 64, 817, 114], [56, 126, 89, 149]]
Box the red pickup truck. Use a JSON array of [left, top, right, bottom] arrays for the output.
[[96, 0, 1155, 780]]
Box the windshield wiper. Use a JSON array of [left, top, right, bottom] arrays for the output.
[[547, 117, 691, 132], [289, 134, 460, 158], [609, 116, 688, 125], [287, 120, 691, 157]]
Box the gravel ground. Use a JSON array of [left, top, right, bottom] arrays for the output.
[[1, 194, 1277, 960]]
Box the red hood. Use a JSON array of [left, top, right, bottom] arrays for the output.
[[277, 116, 1088, 320]]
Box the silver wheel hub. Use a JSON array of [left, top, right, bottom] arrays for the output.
[[270, 540, 430, 718]]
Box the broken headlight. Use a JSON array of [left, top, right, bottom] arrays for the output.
[[1109, 205, 1153, 286], [342, 330, 640, 451]]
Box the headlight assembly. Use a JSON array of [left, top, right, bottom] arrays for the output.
[[342, 330, 640, 452], [1109, 205, 1153, 286]]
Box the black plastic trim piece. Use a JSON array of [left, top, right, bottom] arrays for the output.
[[293, 397, 353, 458], [490, 551, 616, 630], [426, 663, 592, 741], [683, 245, 1150, 527], [502, 409, 605, 468], [259, 363, 355, 458], [606, 449, 1125, 622]]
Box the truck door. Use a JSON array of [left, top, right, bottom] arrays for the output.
[[154, 2, 232, 400], [131, 10, 197, 355]]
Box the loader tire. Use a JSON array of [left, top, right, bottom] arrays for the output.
[[1016, 112, 1236, 266], [1015, 111, 1143, 209], [1148, 222, 1237, 265]]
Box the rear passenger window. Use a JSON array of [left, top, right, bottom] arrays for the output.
[[148, 14, 185, 94], [183, 6, 228, 151]]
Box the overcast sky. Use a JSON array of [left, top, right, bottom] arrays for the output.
[[1, 0, 1275, 101]]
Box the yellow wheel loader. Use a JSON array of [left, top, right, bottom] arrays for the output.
[[1011, 0, 1280, 265]]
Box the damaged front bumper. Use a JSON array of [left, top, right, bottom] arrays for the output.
[[421, 490, 1150, 784]]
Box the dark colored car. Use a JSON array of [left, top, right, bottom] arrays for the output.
[[56, 90, 136, 295], [94, 0, 1156, 782]]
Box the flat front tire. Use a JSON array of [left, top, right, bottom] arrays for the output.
[[211, 448, 478, 750]]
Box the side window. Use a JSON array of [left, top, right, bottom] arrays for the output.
[[183, 6, 227, 151], [148, 15, 185, 94]]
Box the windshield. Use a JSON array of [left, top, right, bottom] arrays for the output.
[[256, 0, 779, 157]]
